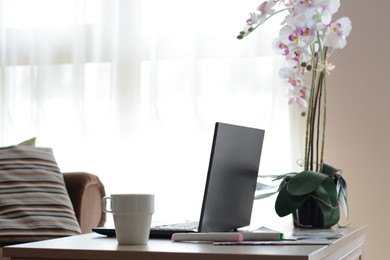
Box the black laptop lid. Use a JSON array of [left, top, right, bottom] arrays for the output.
[[198, 122, 265, 232]]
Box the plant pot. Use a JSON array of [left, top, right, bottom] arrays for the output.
[[272, 167, 345, 228], [293, 197, 325, 228]]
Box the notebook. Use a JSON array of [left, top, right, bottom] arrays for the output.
[[93, 122, 265, 238]]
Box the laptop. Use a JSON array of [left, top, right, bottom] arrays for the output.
[[93, 122, 265, 238]]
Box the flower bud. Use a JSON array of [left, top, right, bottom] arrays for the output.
[[237, 35, 244, 39], [301, 62, 307, 67], [301, 111, 306, 117], [306, 65, 312, 71]]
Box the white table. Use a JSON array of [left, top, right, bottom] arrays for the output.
[[3, 225, 366, 260]]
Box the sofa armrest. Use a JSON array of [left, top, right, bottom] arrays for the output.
[[63, 172, 106, 233]]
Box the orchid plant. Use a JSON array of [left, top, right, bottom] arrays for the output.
[[238, 0, 351, 227]]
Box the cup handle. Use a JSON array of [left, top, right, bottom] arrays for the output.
[[102, 196, 112, 213]]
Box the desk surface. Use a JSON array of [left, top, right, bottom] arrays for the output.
[[4, 226, 366, 260]]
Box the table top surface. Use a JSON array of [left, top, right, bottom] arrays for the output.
[[3, 225, 366, 260]]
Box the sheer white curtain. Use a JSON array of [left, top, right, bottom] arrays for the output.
[[0, 0, 298, 224]]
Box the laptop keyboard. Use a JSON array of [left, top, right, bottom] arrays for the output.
[[149, 221, 198, 238], [151, 221, 198, 232], [92, 221, 199, 239]]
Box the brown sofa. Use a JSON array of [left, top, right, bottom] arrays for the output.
[[0, 172, 106, 260], [63, 172, 106, 233]]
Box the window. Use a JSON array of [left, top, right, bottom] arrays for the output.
[[0, 0, 295, 225]]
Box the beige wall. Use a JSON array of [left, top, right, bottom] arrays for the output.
[[326, 1, 390, 259]]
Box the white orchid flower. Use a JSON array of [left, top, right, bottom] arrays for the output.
[[323, 17, 352, 49]]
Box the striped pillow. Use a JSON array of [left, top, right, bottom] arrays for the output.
[[0, 146, 81, 245]]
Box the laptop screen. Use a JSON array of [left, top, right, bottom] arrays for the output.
[[198, 122, 265, 232]]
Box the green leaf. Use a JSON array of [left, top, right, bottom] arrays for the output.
[[322, 163, 339, 176], [336, 176, 348, 219], [312, 177, 340, 228], [314, 177, 339, 207], [322, 163, 348, 221], [275, 183, 308, 217], [254, 191, 278, 200], [256, 182, 279, 190], [259, 172, 298, 181], [274, 172, 298, 181], [287, 171, 328, 196]]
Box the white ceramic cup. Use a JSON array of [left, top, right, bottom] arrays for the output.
[[102, 194, 154, 245]]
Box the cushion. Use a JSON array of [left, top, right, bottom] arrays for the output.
[[0, 146, 81, 245], [17, 137, 36, 146]]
